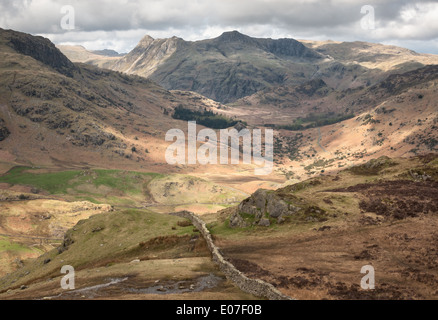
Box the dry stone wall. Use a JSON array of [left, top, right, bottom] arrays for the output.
[[170, 211, 294, 300]]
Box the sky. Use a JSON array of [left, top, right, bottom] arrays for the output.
[[1, 0, 438, 54]]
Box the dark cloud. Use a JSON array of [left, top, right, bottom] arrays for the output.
[[1, 0, 437, 53]]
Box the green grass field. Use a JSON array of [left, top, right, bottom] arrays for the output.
[[0, 237, 33, 253], [0, 167, 164, 206], [0, 167, 243, 210], [0, 167, 79, 194], [0, 167, 162, 194], [0, 208, 203, 291]]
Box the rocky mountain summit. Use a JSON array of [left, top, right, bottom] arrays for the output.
[[1, 29, 76, 77], [212, 31, 322, 59], [110, 35, 183, 78]]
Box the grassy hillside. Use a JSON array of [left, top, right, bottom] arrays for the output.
[[0, 166, 246, 280], [0, 207, 258, 300]]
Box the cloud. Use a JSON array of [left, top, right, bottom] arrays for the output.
[[1, 0, 438, 53]]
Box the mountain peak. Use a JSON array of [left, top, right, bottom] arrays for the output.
[[138, 35, 155, 47], [92, 49, 123, 57], [216, 30, 253, 43], [0, 28, 76, 77], [221, 30, 244, 36]]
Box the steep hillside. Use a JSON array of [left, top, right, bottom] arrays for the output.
[[1, 29, 76, 77], [227, 64, 438, 124], [56, 45, 120, 70], [110, 35, 183, 80], [2, 28, 437, 188], [68, 31, 438, 104], [0, 28, 240, 173]]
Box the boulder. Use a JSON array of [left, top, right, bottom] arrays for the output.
[[238, 188, 302, 222], [258, 218, 271, 227], [229, 211, 249, 228], [266, 193, 289, 218]]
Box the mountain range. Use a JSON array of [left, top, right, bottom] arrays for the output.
[[0, 28, 231, 172], [60, 30, 438, 104], [58, 30, 438, 172], [0, 27, 438, 300]]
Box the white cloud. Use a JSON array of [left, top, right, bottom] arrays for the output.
[[374, 2, 438, 40], [1, 0, 437, 53]]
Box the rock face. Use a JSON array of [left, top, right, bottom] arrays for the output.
[[0, 119, 10, 141], [1, 28, 76, 77], [295, 79, 330, 97], [229, 211, 249, 228], [260, 37, 322, 59], [111, 35, 182, 78], [258, 218, 271, 227]]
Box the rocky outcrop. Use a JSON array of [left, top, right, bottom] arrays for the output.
[[230, 187, 329, 228], [1, 28, 76, 77], [295, 79, 330, 97], [0, 119, 10, 141], [232, 189, 302, 227], [257, 218, 271, 227], [228, 210, 248, 228], [373, 64, 438, 96], [69, 129, 115, 147], [170, 211, 293, 300]]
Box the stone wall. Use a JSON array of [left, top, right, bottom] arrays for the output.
[[170, 211, 294, 300]]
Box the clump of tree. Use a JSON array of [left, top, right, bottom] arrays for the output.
[[276, 123, 305, 131], [268, 112, 355, 131], [172, 105, 241, 129]]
